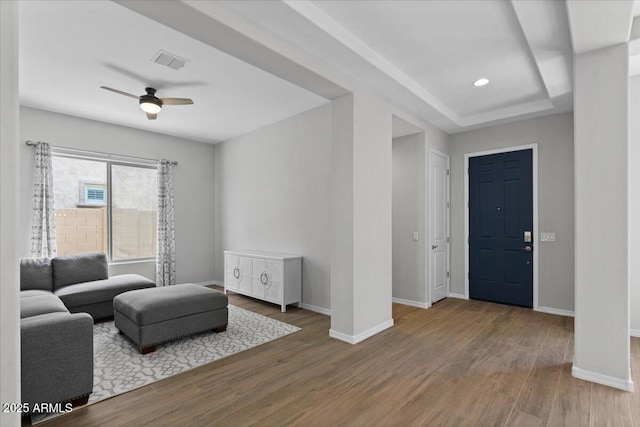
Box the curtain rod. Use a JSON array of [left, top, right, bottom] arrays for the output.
[[25, 140, 178, 166]]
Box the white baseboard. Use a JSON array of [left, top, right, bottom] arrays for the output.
[[193, 280, 219, 286], [392, 297, 428, 309], [202, 281, 329, 316], [194, 280, 215, 287], [631, 329, 640, 338], [572, 366, 634, 391], [537, 306, 575, 317], [300, 303, 331, 316], [448, 293, 467, 299], [329, 319, 394, 345]]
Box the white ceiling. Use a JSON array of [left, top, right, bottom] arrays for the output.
[[19, 0, 621, 141], [313, 0, 547, 118], [220, 0, 574, 133], [18, 1, 328, 144]]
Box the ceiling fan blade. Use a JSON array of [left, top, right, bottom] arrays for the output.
[[160, 98, 193, 105], [100, 86, 139, 99], [146, 113, 157, 120]]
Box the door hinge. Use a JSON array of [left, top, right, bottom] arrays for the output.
[[446, 237, 450, 243], [446, 271, 450, 278], [447, 169, 450, 176], [446, 202, 450, 209]]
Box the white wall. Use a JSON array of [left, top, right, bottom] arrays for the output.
[[449, 113, 574, 312], [1, 1, 21, 425], [425, 122, 449, 155], [330, 91, 395, 342], [331, 95, 356, 331], [629, 75, 640, 337], [214, 103, 332, 312], [573, 44, 631, 390], [352, 91, 394, 336], [19, 107, 216, 284], [392, 133, 426, 305]]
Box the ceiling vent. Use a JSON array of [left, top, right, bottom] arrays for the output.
[[151, 50, 188, 71]]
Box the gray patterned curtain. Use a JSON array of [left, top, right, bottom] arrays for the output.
[[157, 160, 176, 286], [30, 142, 57, 258]]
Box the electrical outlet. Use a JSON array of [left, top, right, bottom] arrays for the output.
[[412, 232, 419, 241], [540, 232, 556, 242]]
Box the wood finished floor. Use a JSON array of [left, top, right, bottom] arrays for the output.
[[34, 289, 640, 427]]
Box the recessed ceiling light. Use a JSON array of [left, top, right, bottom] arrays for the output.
[[474, 78, 490, 87]]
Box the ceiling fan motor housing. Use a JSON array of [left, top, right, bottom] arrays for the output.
[[140, 87, 162, 110], [139, 87, 162, 114]]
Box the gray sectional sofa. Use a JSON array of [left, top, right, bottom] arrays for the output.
[[20, 253, 155, 410], [22, 253, 156, 320]]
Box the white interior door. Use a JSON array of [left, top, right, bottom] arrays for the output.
[[429, 150, 450, 303]]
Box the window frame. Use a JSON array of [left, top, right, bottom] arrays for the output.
[[52, 152, 158, 264]]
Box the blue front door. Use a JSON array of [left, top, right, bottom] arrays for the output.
[[469, 149, 533, 308]]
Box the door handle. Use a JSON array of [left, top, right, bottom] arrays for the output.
[[521, 245, 532, 252], [432, 244, 438, 250]]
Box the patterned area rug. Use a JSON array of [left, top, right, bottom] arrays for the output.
[[32, 305, 300, 424]]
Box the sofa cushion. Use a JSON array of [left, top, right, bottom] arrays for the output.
[[54, 274, 155, 309], [52, 253, 109, 290], [20, 290, 52, 299], [20, 294, 69, 319], [20, 258, 53, 292]]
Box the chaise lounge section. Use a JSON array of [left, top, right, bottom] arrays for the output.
[[49, 253, 155, 320]]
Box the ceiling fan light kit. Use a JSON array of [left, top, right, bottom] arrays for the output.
[[100, 85, 193, 120], [140, 88, 162, 114], [140, 101, 161, 114]]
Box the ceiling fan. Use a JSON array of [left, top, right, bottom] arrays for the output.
[[100, 86, 193, 120]]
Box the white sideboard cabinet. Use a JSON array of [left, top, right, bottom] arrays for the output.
[[224, 250, 302, 312]]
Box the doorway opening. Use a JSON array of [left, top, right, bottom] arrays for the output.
[[392, 117, 426, 308]]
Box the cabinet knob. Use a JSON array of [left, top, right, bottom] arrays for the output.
[[233, 267, 241, 279], [260, 272, 270, 285]]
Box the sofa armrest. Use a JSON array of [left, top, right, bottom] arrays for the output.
[[21, 312, 94, 408]]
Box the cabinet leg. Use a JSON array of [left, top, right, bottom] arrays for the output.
[[281, 304, 286, 313]]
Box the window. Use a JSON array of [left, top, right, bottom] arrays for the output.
[[86, 188, 105, 202], [81, 182, 107, 205], [111, 165, 157, 261], [52, 155, 157, 261]]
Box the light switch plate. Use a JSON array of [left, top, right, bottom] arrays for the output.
[[412, 232, 419, 241], [540, 232, 556, 242]]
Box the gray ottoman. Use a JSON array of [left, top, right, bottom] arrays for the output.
[[113, 284, 228, 354]]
